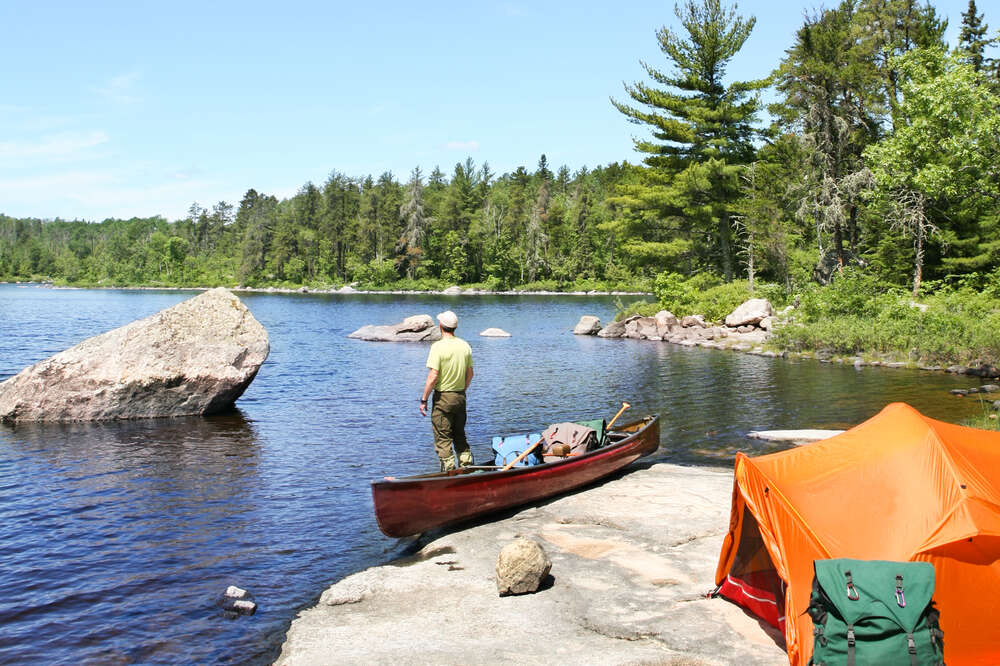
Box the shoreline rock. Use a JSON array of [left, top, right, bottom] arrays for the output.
[[275, 462, 785, 665], [0, 288, 269, 422]]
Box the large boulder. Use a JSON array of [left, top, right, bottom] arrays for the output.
[[724, 298, 774, 328], [0, 288, 269, 423], [496, 538, 551, 596], [573, 315, 602, 336], [348, 315, 442, 342]]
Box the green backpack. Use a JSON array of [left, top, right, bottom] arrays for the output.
[[808, 559, 944, 666]]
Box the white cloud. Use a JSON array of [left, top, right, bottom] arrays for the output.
[[97, 70, 142, 104], [0, 131, 110, 165], [0, 170, 114, 194], [0, 168, 228, 221], [445, 140, 480, 151]]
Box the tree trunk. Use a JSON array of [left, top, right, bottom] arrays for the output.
[[719, 212, 734, 282], [833, 220, 844, 267], [848, 204, 858, 254], [912, 224, 924, 298]]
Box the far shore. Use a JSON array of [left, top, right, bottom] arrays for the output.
[[7, 281, 1000, 389], [3, 281, 651, 298]]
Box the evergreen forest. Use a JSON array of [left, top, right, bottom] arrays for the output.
[[3, 0, 999, 306]]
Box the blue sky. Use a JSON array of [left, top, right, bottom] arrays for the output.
[[0, 1, 991, 222]]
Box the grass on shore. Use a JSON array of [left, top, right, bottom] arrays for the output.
[[614, 269, 1000, 370]]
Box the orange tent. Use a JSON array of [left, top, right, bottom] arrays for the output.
[[715, 402, 1000, 665]]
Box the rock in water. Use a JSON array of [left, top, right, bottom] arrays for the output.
[[572, 315, 602, 335], [479, 328, 511, 337], [496, 538, 551, 596], [347, 315, 441, 342], [0, 288, 269, 422]]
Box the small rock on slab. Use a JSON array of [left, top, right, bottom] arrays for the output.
[[496, 538, 551, 596], [479, 328, 511, 337]]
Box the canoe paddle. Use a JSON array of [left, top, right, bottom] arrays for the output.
[[606, 402, 631, 431], [500, 432, 549, 471]]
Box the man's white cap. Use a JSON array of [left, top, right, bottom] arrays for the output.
[[437, 310, 458, 328]]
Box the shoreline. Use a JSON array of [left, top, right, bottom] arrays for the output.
[[8, 280, 999, 382], [275, 461, 787, 665], [2, 280, 652, 297]]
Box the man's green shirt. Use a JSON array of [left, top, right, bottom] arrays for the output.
[[426, 336, 473, 392]]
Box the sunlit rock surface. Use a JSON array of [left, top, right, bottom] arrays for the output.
[[0, 288, 269, 422]]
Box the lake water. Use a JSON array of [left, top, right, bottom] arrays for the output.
[[0, 284, 984, 664]]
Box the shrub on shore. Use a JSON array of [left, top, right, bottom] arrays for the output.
[[775, 269, 1000, 365]]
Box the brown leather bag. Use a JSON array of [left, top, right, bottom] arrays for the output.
[[540, 422, 597, 463]]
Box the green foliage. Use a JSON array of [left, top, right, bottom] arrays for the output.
[[797, 267, 889, 321], [612, 0, 767, 280], [652, 272, 690, 313], [774, 280, 1000, 364], [440, 230, 467, 284], [649, 270, 786, 321]]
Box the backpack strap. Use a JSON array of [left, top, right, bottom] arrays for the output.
[[846, 625, 856, 666]]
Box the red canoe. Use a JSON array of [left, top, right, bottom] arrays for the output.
[[371, 415, 660, 538]]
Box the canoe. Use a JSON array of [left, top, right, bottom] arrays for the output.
[[371, 415, 660, 538]]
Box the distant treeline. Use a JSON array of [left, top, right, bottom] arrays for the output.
[[2, 0, 999, 296], [0, 160, 636, 290]]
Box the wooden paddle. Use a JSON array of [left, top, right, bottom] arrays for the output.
[[500, 432, 548, 471], [606, 401, 631, 431]]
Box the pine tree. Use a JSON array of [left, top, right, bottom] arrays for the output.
[[958, 0, 991, 72], [855, 0, 947, 128], [773, 2, 879, 270], [397, 168, 428, 279], [612, 0, 766, 281]]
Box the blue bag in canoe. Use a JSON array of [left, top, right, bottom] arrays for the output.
[[492, 433, 542, 467]]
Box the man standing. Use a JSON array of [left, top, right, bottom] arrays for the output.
[[419, 310, 474, 471]]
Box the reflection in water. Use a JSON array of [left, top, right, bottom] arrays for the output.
[[0, 285, 986, 664]]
